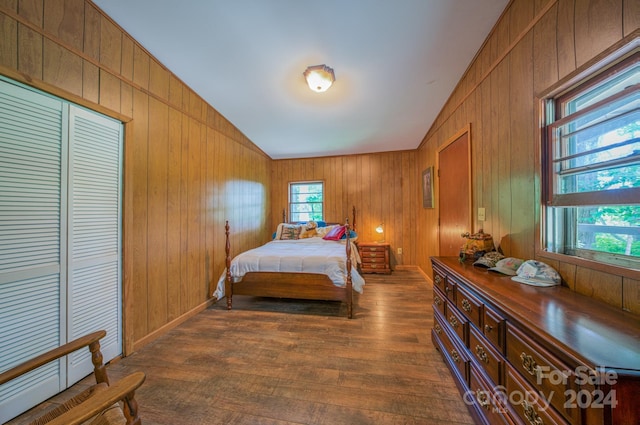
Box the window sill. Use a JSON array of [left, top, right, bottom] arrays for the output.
[[537, 249, 640, 281]]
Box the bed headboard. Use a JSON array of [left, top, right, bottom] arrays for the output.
[[282, 206, 356, 230]]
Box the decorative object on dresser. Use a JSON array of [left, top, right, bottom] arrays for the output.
[[358, 242, 391, 274], [430, 256, 640, 425]]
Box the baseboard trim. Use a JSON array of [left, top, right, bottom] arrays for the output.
[[132, 298, 216, 352]]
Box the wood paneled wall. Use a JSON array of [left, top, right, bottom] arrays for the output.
[[271, 151, 418, 268], [416, 0, 640, 314], [0, 0, 272, 352]]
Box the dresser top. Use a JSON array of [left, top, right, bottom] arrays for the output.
[[432, 256, 640, 372]]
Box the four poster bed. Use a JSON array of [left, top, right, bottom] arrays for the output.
[[213, 208, 364, 318]]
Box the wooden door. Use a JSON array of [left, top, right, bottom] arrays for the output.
[[438, 128, 472, 256]]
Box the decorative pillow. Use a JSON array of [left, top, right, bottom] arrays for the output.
[[316, 225, 336, 238], [340, 230, 358, 242], [299, 221, 318, 239], [322, 225, 347, 241], [279, 224, 302, 240]]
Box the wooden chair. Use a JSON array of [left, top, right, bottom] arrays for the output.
[[0, 330, 145, 425]]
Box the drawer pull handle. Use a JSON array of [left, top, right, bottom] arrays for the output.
[[434, 275, 442, 285], [475, 345, 489, 363], [520, 352, 539, 376], [484, 324, 493, 333], [451, 349, 460, 363], [434, 296, 442, 306], [445, 286, 451, 293], [434, 324, 442, 335], [476, 390, 490, 409], [522, 400, 544, 425], [461, 299, 472, 312], [449, 315, 459, 328], [370, 253, 377, 257]]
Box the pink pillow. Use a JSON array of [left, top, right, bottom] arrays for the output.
[[322, 225, 346, 241]]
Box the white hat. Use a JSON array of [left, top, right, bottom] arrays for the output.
[[511, 260, 561, 287], [488, 257, 523, 276]]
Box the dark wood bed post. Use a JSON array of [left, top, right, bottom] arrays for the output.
[[282, 208, 286, 223], [352, 205, 356, 231], [225, 220, 232, 310], [345, 218, 353, 319]]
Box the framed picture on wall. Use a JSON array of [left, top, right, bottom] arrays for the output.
[[422, 166, 434, 208]]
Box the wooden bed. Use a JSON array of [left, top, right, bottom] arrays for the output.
[[223, 209, 358, 318]]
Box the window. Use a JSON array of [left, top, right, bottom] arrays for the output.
[[289, 181, 323, 222], [543, 50, 640, 269]]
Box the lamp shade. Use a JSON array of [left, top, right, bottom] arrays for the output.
[[375, 223, 384, 242], [303, 65, 335, 93]]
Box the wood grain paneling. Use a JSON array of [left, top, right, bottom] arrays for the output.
[[416, 0, 638, 313], [17, 23, 42, 78], [82, 59, 99, 102], [43, 39, 82, 96], [43, 0, 84, 51], [271, 151, 417, 266], [0, 0, 636, 353], [99, 14, 120, 72], [147, 97, 169, 331], [1, 0, 272, 351], [574, 0, 622, 67], [0, 13, 18, 68]]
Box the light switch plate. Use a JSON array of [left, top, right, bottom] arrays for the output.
[[478, 207, 486, 221]]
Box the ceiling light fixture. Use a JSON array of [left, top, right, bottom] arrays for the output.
[[303, 64, 335, 93]]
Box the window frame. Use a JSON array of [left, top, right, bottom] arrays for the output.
[[288, 180, 324, 223], [539, 41, 640, 276]]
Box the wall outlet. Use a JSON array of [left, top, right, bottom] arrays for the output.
[[478, 207, 486, 221], [397, 247, 403, 255]]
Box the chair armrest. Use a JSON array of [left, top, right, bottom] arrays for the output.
[[46, 372, 146, 425], [0, 330, 107, 386]]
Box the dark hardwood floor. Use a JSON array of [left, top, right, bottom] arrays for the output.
[[9, 269, 474, 425]]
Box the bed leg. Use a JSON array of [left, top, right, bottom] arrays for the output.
[[226, 291, 233, 310]]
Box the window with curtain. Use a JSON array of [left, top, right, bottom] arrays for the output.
[[289, 181, 324, 222], [542, 50, 639, 269]]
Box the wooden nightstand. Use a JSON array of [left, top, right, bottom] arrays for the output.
[[358, 242, 391, 274]]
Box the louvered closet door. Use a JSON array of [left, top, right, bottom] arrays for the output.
[[0, 79, 66, 423], [0, 79, 123, 423], [66, 105, 122, 384]]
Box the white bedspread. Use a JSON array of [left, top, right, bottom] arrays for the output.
[[213, 238, 365, 299]]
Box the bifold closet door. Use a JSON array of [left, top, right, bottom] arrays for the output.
[[0, 79, 66, 422], [66, 105, 122, 384], [0, 79, 123, 423]]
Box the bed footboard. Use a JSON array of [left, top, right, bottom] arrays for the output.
[[224, 220, 354, 318]]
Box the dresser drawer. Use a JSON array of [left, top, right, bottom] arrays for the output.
[[469, 364, 513, 425], [361, 256, 386, 265], [444, 273, 456, 302], [470, 325, 503, 386], [456, 283, 482, 329], [506, 325, 579, 424], [434, 311, 469, 385], [433, 286, 446, 318], [445, 300, 468, 346], [360, 244, 386, 253], [506, 363, 570, 425], [432, 266, 447, 293], [483, 305, 505, 354]]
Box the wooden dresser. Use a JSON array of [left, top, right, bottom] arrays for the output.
[[430, 256, 640, 425], [358, 242, 391, 274]]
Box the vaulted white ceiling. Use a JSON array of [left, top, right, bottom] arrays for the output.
[[93, 0, 508, 159]]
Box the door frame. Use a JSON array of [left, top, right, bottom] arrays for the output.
[[436, 124, 473, 255]]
